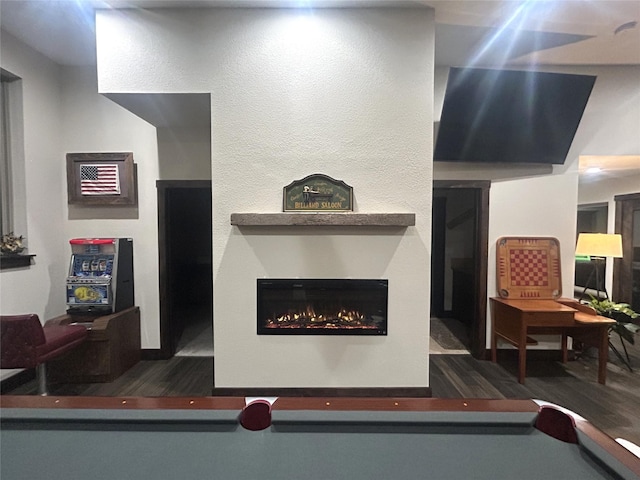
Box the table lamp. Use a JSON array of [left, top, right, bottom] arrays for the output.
[[575, 233, 623, 301]]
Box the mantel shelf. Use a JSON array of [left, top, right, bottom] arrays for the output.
[[230, 213, 415, 227]]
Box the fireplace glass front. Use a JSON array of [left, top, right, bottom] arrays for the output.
[[257, 279, 388, 335]]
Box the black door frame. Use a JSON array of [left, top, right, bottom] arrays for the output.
[[613, 192, 640, 307], [430, 196, 447, 316], [433, 180, 490, 359], [157, 180, 212, 359]]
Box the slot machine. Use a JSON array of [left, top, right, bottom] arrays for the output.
[[66, 238, 134, 314]]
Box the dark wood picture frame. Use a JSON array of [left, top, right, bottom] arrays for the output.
[[67, 152, 137, 206]]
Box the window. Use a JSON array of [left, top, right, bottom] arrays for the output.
[[0, 68, 25, 239]]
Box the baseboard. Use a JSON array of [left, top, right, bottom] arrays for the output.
[[211, 387, 432, 398], [140, 349, 168, 360]]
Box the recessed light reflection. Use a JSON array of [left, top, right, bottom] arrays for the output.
[[585, 167, 602, 174]]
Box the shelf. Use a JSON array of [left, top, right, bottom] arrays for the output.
[[230, 213, 415, 227], [0, 254, 36, 270]]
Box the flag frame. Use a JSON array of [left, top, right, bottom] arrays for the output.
[[66, 152, 137, 206]]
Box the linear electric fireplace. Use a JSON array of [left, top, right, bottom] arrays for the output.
[[257, 279, 388, 335]]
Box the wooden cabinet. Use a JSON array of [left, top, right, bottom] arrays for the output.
[[46, 306, 140, 383]]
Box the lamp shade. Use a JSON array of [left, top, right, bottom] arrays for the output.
[[575, 233, 623, 258]]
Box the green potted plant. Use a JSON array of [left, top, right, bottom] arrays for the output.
[[587, 296, 639, 370]]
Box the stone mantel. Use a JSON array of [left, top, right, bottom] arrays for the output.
[[230, 213, 415, 227]]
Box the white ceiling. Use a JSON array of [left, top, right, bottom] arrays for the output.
[[1, 0, 639, 67]]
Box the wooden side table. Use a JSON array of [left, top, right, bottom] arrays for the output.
[[46, 306, 140, 383], [490, 298, 614, 384]]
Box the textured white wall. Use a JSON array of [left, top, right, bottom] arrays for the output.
[[97, 7, 435, 388], [157, 127, 211, 180], [488, 173, 579, 348], [0, 31, 67, 319], [212, 9, 434, 388], [60, 66, 162, 348], [0, 30, 198, 348], [579, 174, 640, 206], [574, 66, 640, 157]]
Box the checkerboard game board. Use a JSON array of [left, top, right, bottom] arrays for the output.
[[497, 237, 562, 299]]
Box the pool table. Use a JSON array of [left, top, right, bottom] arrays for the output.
[[1, 396, 638, 479]]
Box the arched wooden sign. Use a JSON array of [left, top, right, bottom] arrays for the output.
[[283, 174, 353, 212]]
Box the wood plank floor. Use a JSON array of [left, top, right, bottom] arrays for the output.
[[4, 331, 640, 447], [4, 357, 215, 398], [431, 343, 640, 446]]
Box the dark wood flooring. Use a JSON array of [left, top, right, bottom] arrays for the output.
[[4, 357, 215, 398], [431, 340, 640, 446], [4, 333, 640, 447]]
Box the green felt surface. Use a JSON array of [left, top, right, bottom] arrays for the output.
[[0, 409, 632, 480]]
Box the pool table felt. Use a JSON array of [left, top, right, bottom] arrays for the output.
[[1, 396, 639, 479]]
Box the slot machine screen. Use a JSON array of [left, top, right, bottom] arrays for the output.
[[71, 254, 115, 277]]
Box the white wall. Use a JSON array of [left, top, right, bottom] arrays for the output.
[[579, 174, 640, 206], [157, 126, 211, 180], [0, 31, 66, 318], [488, 173, 578, 347], [97, 7, 435, 389], [488, 170, 580, 300], [60, 66, 162, 348], [434, 65, 640, 348], [0, 31, 167, 348]]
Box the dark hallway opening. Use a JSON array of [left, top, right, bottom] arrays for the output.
[[431, 181, 490, 358], [157, 180, 212, 358]]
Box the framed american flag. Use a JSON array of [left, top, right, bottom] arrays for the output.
[[66, 152, 137, 206]]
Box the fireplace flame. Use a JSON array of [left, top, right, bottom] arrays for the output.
[[266, 306, 374, 329]]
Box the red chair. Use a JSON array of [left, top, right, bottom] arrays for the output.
[[1, 314, 88, 395]]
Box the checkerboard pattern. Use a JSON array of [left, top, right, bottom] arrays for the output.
[[509, 249, 549, 287], [496, 237, 562, 299]]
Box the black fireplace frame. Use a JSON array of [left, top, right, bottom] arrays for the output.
[[257, 279, 388, 335]]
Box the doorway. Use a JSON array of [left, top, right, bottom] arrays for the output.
[[431, 181, 490, 358], [157, 180, 212, 358], [575, 203, 608, 296], [614, 193, 640, 311]]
